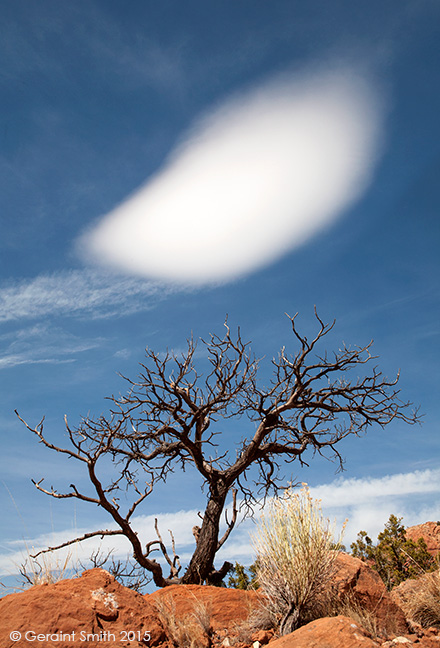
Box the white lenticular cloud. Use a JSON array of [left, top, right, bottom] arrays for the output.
[[80, 68, 384, 284]]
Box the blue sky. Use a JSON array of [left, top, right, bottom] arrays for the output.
[[1, 0, 440, 587]]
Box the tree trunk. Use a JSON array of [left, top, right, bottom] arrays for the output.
[[181, 485, 228, 584], [280, 605, 300, 636]]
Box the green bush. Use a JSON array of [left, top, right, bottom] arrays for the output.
[[351, 514, 436, 590], [227, 561, 259, 589]]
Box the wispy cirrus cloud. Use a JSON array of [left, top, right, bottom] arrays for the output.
[[80, 66, 384, 284], [0, 355, 76, 370], [0, 269, 171, 323], [0, 323, 105, 370], [0, 2, 186, 94]]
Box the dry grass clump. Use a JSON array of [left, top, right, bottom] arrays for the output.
[[154, 594, 212, 648], [245, 595, 278, 632], [338, 594, 407, 640], [332, 593, 380, 639], [18, 549, 77, 587], [396, 570, 440, 629], [252, 485, 345, 635], [228, 593, 277, 645]]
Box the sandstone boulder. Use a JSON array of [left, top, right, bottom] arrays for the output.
[[149, 582, 261, 646], [406, 522, 440, 557], [0, 568, 165, 648], [391, 569, 440, 630], [391, 577, 420, 610], [149, 583, 259, 631], [331, 552, 408, 635], [268, 615, 380, 647], [0, 570, 263, 648]]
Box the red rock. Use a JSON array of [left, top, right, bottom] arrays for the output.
[[268, 615, 380, 647], [386, 632, 440, 648], [391, 577, 420, 610], [149, 583, 260, 632], [331, 552, 408, 635], [4, 556, 431, 648], [251, 628, 273, 644], [391, 569, 440, 633], [0, 569, 165, 648], [406, 522, 440, 557]]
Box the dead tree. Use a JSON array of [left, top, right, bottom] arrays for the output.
[[16, 311, 419, 587]]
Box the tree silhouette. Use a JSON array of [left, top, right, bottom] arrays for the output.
[[17, 311, 419, 587]]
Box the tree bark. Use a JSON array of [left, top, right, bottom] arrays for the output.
[[280, 605, 300, 636], [181, 482, 229, 584]]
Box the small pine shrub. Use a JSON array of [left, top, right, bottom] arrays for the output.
[[228, 561, 259, 589], [351, 514, 436, 590]]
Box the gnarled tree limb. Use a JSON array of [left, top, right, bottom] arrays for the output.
[[17, 312, 420, 586]]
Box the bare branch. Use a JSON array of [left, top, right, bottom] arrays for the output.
[[149, 518, 181, 579], [30, 529, 124, 558], [17, 311, 420, 586]]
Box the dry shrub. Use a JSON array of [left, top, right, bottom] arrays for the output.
[[18, 548, 77, 587], [154, 593, 212, 648], [246, 595, 278, 632], [397, 570, 440, 629], [333, 593, 380, 639], [191, 597, 212, 636], [229, 592, 277, 645], [252, 485, 345, 635]]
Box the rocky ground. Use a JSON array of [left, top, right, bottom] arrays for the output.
[[1, 522, 439, 648]]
